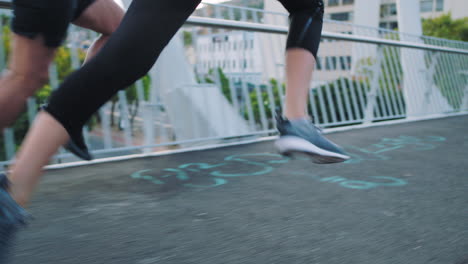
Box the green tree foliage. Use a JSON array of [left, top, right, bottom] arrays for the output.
[[422, 13, 467, 109], [201, 67, 232, 103], [422, 13, 468, 41], [109, 75, 151, 128], [248, 79, 282, 125], [310, 78, 403, 124], [183, 31, 193, 47], [200, 67, 281, 127], [202, 67, 405, 129], [2, 23, 11, 61]]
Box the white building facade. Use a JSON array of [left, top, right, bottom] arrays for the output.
[[195, 31, 263, 80], [324, 0, 467, 29]]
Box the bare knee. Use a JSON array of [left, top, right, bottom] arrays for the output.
[[102, 8, 124, 35], [74, 0, 125, 36], [96, 11, 123, 36], [3, 70, 49, 97]]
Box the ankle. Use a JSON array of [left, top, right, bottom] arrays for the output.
[[284, 110, 308, 121], [8, 185, 29, 207], [0, 174, 27, 207], [284, 113, 310, 122]]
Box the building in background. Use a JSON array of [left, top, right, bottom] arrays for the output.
[[325, 0, 467, 29], [316, 0, 468, 81], [192, 1, 277, 83], [195, 31, 263, 84]]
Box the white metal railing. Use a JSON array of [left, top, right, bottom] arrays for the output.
[[187, 16, 468, 54], [1, 2, 467, 167]]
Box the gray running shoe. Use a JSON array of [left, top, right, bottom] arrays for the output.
[[275, 114, 350, 164], [0, 173, 28, 263]]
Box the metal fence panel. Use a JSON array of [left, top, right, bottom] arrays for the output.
[[0, 3, 467, 166]]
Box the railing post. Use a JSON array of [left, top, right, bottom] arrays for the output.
[[363, 45, 383, 123], [118, 91, 133, 147], [461, 72, 468, 111], [99, 103, 113, 149], [3, 128, 15, 160], [142, 102, 155, 154]]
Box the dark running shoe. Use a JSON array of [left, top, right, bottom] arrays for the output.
[[64, 131, 93, 161], [275, 114, 350, 164], [0, 173, 29, 263], [40, 105, 93, 161]]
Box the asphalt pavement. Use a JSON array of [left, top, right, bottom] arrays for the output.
[[11, 115, 468, 264]]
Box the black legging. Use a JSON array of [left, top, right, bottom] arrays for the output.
[[44, 0, 324, 160]]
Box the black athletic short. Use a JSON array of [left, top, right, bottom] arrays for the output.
[[11, 0, 97, 47]]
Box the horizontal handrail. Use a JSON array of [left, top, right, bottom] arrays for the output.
[[0, 0, 10, 9], [186, 16, 468, 55], [0, 1, 466, 55]]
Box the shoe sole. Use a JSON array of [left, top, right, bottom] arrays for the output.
[[64, 140, 93, 161], [275, 136, 350, 164]]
